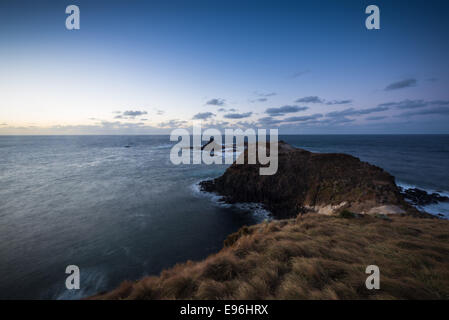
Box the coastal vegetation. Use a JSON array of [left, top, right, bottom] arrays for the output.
[[93, 214, 449, 299], [92, 142, 449, 300]]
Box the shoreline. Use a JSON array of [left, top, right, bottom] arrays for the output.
[[91, 143, 449, 299], [92, 214, 449, 300], [197, 177, 449, 220]]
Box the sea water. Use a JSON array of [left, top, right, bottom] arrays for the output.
[[0, 135, 448, 299]]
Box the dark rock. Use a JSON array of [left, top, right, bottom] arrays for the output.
[[400, 187, 449, 206], [339, 210, 356, 219], [200, 141, 423, 219], [375, 213, 392, 221], [201, 137, 215, 150]]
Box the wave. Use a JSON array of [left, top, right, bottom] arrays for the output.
[[396, 181, 449, 198], [190, 180, 231, 208], [193, 179, 447, 220], [50, 267, 109, 300], [397, 181, 449, 219], [191, 180, 271, 222], [233, 202, 272, 221], [150, 143, 173, 150]]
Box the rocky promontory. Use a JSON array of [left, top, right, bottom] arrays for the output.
[[201, 141, 422, 218], [92, 141, 448, 300]]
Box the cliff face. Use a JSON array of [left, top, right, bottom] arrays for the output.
[[201, 141, 418, 218]]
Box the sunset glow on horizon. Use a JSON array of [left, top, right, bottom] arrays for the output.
[[1, 0, 449, 134]]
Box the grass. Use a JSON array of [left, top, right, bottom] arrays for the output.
[[338, 210, 357, 219], [92, 214, 449, 300]]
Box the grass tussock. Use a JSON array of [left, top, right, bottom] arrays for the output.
[[92, 215, 449, 300], [339, 210, 357, 219]]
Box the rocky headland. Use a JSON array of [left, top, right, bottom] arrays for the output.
[[201, 141, 425, 219], [91, 141, 449, 300]]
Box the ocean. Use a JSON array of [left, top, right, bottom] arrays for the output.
[[0, 135, 448, 299]]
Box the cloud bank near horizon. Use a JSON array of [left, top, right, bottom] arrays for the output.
[[1, 1, 448, 134]]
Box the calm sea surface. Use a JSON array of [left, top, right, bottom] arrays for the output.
[[0, 135, 448, 299]]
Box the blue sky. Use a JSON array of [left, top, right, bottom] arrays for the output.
[[0, 0, 448, 134]]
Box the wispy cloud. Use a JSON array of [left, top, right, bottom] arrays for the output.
[[250, 92, 276, 103], [217, 107, 237, 112], [114, 110, 148, 119], [206, 98, 225, 106], [326, 106, 388, 118], [223, 112, 253, 119], [283, 114, 323, 122], [289, 69, 310, 79], [255, 92, 276, 97], [250, 98, 268, 103], [265, 105, 308, 116], [397, 106, 449, 117], [257, 113, 323, 126], [123, 110, 148, 117], [0, 121, 168, 135], [211, 120, 230, 127], [293, 96, 352, 105], [327, 117, 355, 124], [385, 78, 417, 91], [366, 116, 388, 121], [379, 99, 449, 109], [326, 99, 353, 105], [295, 96, 324, 104], [192, 112, 215, 120], [258, 116, 282, 126], [158, 119, 188, 128]]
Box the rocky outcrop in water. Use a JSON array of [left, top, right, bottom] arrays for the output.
[[400, 187, 449, 206], [201, 137, 215, 150], [200, 141, 423, 219]]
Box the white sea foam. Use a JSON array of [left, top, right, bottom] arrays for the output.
[[233, 202, 272, 221], [397, 181, 449, 219], [192, 179, 448, 220], [191, 180, 272, 221], [53, 267, 109, 300], [397, 182, 449, 198], [151, 143, 173, 150], [190, 180, 231, 208]]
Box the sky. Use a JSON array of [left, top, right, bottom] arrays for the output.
[[0, 0, 448, 134]]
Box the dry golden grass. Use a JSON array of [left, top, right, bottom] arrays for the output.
[[92, 214, 449, 300]]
